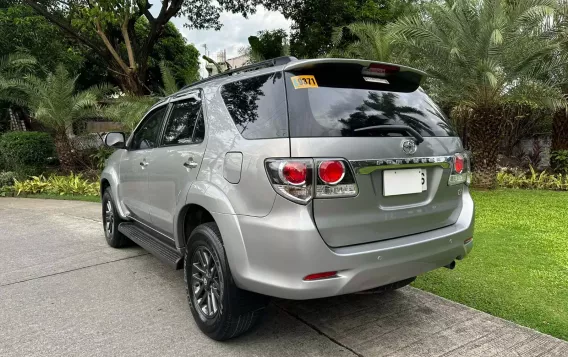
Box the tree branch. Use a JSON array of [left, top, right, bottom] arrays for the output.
[[95, 19, 130, 74], [121, 15, 136, 70], [22, 0, 106, 59]]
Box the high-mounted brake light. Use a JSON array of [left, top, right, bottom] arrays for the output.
[[362, 63, 400, 77]]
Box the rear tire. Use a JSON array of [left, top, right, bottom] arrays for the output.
[[102, 188, 129, 248], [184, 222, 269, 340]]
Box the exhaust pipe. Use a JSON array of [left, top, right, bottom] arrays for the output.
[[444, 261, 456, 270]]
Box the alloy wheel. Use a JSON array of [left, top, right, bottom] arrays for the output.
[[191, 246, 223, 319], [104, 200, 114, 237]]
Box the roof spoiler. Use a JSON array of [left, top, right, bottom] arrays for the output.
[[284, 58, 427, 86]]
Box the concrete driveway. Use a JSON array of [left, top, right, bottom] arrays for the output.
[[1, 197, 567, 357]]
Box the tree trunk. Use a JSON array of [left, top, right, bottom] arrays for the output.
[[551, 110, 568, 151], [54, 132, 75, 171], [468, 106, 503, 189]]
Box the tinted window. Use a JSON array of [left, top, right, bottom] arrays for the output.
[[285, 65, 456, 138], [220, 72, 288, 139], [162, 98, 203, 146], [131, 106, 167, 150]]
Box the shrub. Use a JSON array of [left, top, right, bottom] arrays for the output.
[[0, 131, 56, 177], [550, 150, 568, 174], [13, 172, 99, 196], [0, 171, 16, 187], [497, 166, 568, 191]]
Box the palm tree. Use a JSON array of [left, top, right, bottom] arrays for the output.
[[0, 53, 36, 106], [103, 95, 157, 132], [20, 65, 111, 170], [390, 0, 567, 188], [329, 22, 401, 63]]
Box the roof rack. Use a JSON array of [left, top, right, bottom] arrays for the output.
[[179, 56, 298, 91]]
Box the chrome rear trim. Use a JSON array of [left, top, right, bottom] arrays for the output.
[[350, 156, 452, 175]]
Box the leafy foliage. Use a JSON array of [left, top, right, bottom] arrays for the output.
[[89, 146, 114, 171], [0, 53, 37, 107], [103, 95, 158, 132], [24, 0, 265, 93], [12, 173, 99, 196], [20, 65, 111, 134], [266, 0, 418, 58], [247, 29, 289, 61], [329, 22, 398, 62], [550, 150, 568, 173], [0, 131, 55, 177], [497, 166, 568, 190], [0, 171, 16, 187], [390, 0, 567, 109]]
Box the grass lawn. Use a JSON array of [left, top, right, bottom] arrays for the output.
[[413, 189, 568, 341], [12, 193, 101, 203]]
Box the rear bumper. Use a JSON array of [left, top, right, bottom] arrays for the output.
[[215, 189, 474, 300]]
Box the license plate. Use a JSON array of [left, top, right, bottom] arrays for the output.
[[383, 169, 427, 196]]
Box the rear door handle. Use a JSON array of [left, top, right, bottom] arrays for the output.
[[183, 158, 198, 168], [140, 159, 149, 167]]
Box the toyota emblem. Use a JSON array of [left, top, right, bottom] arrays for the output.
[[401, 139, 417, 155]]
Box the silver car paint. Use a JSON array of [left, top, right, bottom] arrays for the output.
[[101, 58, 475, 300], [291, 137, 464, 247]]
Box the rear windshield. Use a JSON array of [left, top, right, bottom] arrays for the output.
[[285, 64, 456, 138], [220, 72, 288, 139]]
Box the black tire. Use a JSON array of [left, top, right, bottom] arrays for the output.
[[355, 276, 416, 295], [184, 222, 269, 341], [102, 188, 129, 248]]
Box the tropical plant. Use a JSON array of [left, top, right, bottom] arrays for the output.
[[159, 61, 181, 96], [329, 22, 399, 62], [103, 95, 157, 132], [0, 53, 37, 106], [18, 65, 112, 170], [497, 166, 568, 190], [13, 172, 99, 196], [550, 149, 568, 173], [390, 0, 568, 188]]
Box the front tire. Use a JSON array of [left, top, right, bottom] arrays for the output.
[[184, 222, 269, 340], [102, 188, 129, 248]]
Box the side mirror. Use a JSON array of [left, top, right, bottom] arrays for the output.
[[105, 132, 126, 149]]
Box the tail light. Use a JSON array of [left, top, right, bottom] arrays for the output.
[[315, 159, 358, 198], [266, 159, 313, 204], [448, 152, 471, 186], [265, 158, 358, 204]]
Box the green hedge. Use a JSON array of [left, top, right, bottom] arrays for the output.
[[0, 131, 56, 177]]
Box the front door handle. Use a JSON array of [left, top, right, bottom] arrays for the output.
[[183, 158, 198, 169], [140, 159, 149, 167]]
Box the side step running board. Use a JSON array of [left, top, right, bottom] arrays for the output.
[[118, 223, 183, 269]]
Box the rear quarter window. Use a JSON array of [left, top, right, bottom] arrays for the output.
[[220, 72, 288, 139]]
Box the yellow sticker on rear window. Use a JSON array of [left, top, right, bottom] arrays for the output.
[[290, 75, 318, 89]]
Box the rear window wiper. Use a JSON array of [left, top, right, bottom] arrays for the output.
[[353, 125, 424, 144]]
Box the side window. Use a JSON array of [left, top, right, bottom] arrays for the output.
[[161, 98, 203, 146], [220, 72, 288, 139], [131, 106, 167, 150]]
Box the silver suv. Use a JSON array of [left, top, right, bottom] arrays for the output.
[[101, 57, 474, 340]]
